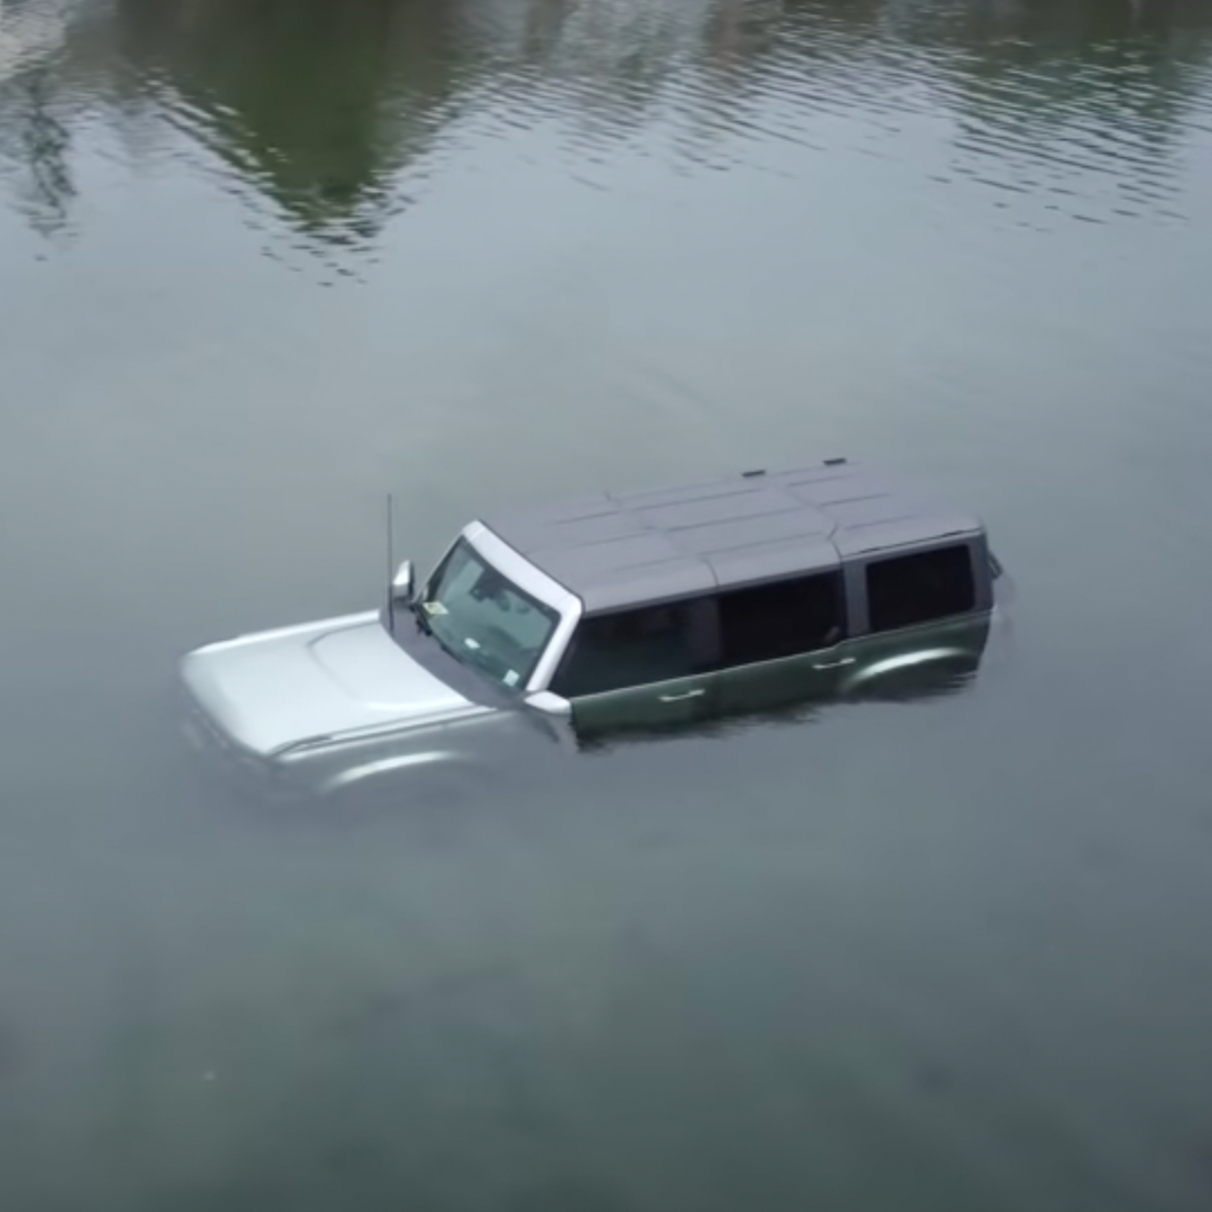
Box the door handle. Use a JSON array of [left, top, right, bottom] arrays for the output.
[[812, 657, 856, 670], [658, 688, 706, 703]]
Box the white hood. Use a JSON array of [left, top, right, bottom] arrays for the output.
[[182, 611, 480, 756]]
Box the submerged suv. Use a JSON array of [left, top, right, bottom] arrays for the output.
[[182, 460, 1002, 797]]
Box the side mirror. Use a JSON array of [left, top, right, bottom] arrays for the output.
[[525, 691, 572, 717], [392, 559, 414, 603]]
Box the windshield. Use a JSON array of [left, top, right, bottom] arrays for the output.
[[416, 539, 559, 691]]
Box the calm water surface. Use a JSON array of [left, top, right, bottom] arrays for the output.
[[2, 0, 1212, 1208]]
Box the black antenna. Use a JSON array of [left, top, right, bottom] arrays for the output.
[[386, 493, 396, 634]]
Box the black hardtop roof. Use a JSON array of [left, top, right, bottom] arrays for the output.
[[482, 461, 983, 613]]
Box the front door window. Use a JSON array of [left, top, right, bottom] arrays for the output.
[[551, 600, 711, 698]]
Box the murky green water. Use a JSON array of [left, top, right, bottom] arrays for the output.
[[3, 1, 1212, 1208]]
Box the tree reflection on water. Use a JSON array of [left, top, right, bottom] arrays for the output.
[[0, 64, 73, 235]]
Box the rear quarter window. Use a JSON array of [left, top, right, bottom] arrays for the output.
[[717, 573, 843, 667], [866, 545, 976, 632]]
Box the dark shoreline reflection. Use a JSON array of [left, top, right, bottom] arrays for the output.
[[1, 0, 1210, 242]]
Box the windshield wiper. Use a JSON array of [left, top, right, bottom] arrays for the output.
[[410, 602, 487, 675], [410, 599, 433, 635]]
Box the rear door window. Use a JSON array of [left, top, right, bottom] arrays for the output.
[[866, 545, 975, 633], [552, 600, 711, 697], [717, 574, 843, 668]]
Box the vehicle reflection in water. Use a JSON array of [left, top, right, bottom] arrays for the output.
[[577, 617, 994, 751], [188, 615, 995, 816]]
